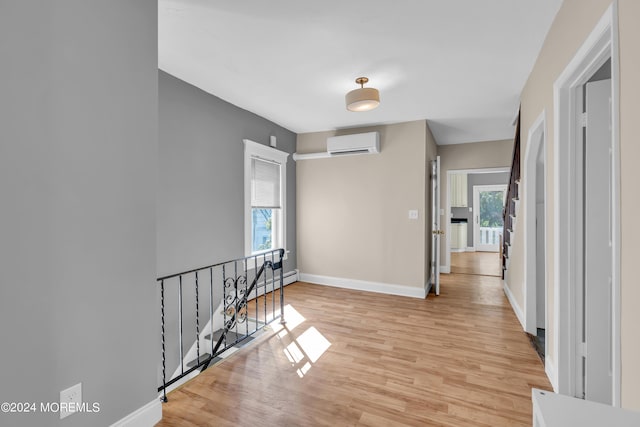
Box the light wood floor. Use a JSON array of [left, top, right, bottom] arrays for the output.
[[451, 252, 502, 277], [157, 275, 550, 426]]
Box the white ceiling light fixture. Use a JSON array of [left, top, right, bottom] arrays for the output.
[[345, 77, 380, 112]]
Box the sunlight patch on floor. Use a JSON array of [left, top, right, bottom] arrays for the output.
[[297, 362, 312, 378], [296, 326, 331, 363], [279, 323, 332, 378], [284, 340, 305, 364], [276, 304, 305, 337]]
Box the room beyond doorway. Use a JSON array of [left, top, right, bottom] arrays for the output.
[[450, 252, 502, 277], [445, 167, 509, 274]]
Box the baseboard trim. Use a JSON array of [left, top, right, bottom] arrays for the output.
[[466, 247, 476, 252], [110, 399, 161, 427], [503, 280, 525, 330], [440, 265, 450, 274], [247, 269, 298, 300], [285, 270, 298, 284], [299, 273, 426, 299]]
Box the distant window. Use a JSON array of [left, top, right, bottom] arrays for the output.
[[243, 140, 288, 256]]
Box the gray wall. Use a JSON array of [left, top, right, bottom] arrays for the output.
[[451, 172, 509, 247], [0, 1, 158, 426], [158, 72, 297, 375], [158, 71, 297, 277]]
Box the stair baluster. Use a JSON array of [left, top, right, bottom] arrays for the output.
[[503, 111, 521, 278], [157, 249, 286, 399]]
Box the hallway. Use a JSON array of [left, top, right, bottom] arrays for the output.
[[157, 273, 550, 426], [451, 252, 502, 277]]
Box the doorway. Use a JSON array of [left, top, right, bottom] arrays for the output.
[[524, 111, 546, 365], [553, 4, 619, 405], [472, 184, 507, 252], [576, 64, 613, 403], [429, 156, 442, 295], [447, 169, 509, 277]]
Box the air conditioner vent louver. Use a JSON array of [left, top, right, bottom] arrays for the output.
[[330, 149, 370, 156]]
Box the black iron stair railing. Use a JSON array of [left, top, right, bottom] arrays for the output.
[[157, 249, 286, 401]]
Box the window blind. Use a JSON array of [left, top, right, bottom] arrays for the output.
[[251, 157, 281, 208]]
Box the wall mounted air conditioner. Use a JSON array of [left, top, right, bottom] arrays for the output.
[[291, 131, 380, 161], [327, 131, 380, 156]]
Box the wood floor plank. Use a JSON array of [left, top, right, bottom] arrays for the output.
[[156, 273, 551, 426], [451, 252, 502, 276]]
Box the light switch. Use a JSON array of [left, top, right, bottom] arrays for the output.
[[440, 209, 444, 216], [469, 207, 473, 212], [408, 210, 419, 220]]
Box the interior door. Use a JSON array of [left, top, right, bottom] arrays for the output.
[[582, 78, 613, 404], [430, 156, 441, 295], [472, 185, 507, 252]]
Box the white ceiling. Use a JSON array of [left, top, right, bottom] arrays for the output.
[[159, 0, 562, 145]]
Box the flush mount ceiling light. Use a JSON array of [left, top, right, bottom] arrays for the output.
[[345, 77, 380, 112]]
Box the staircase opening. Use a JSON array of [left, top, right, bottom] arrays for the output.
[[157, 249, 287, 402]]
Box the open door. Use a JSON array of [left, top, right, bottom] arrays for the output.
[[580, 78, 613, 404], [430, 156, 442, 295]]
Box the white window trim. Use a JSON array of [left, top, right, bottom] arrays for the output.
[[243, 139, 289, 260]]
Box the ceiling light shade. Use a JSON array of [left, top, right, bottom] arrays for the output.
[[346, 77, 380, 112]]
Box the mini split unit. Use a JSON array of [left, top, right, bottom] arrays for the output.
[[292, 131, 380, 161]]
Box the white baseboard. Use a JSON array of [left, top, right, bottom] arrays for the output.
[[502, 280, 525, 330], [545, 358, 558, 392], [299, 273, 426, 299], [450, 248, 466, 253], [110, 399, 161, 427], [466, 247, 476, 252], [285, 269, 298, 284], [246, 269, 298, 300], [440, 265, 450, 274]]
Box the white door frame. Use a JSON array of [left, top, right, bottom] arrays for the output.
[[472, 184, 507, 252], [444, 167, 510, 273], [428, 156, 441, 295], [524, 110, 546, 338], [553, 3, 620, 404]]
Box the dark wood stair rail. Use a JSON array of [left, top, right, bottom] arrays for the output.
[[503, 110, 521, 278]]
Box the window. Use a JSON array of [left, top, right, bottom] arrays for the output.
[[244, 139, 288, 257]]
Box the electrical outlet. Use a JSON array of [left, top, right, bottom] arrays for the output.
[[408, 210, 418, 220], [60, 382, 82, 419]]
